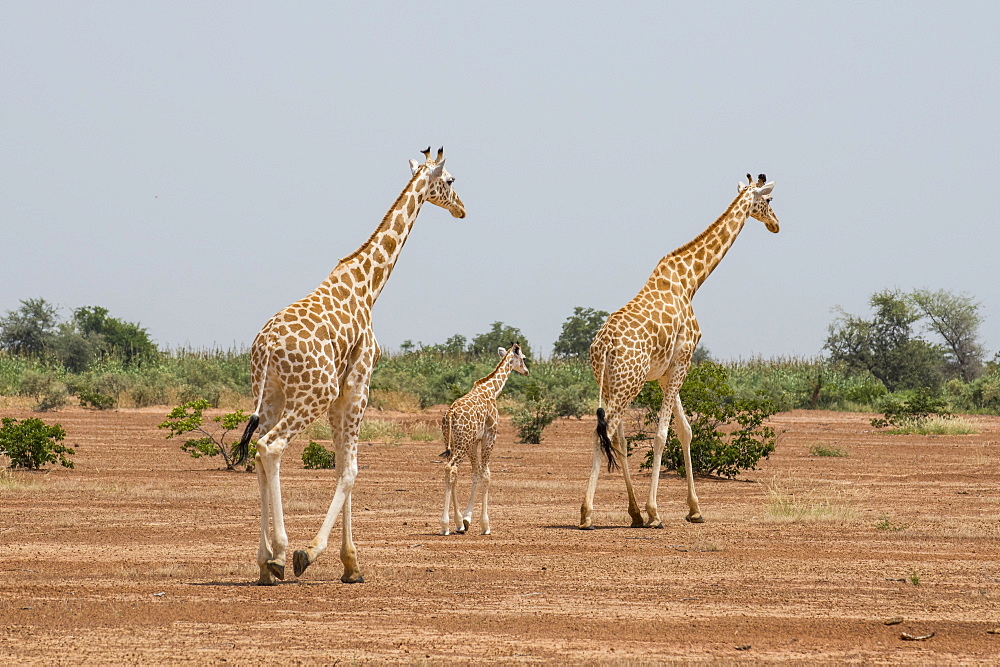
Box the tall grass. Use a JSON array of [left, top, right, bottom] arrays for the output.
[[0, 347, 251, 409], [724, 356, 888, 411], [5, 344, 1000, 422], [765, 479, 857, 522]]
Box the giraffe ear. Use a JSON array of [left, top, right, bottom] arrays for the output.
[[756, 181, 775, 196], [498, 347, 507, 358], [429, 161, 445, 178], [409, 159, 420, 175]]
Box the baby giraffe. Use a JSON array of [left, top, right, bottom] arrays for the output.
[[439, 344, 529, 535]]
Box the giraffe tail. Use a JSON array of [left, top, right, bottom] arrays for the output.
[[439, 412, 452, 459], [596, 407, 619, 472], [233, 338, 270, 467], [234, 414, 260, 466]]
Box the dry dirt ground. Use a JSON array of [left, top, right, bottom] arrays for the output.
[[2, 404, 1000, 664]]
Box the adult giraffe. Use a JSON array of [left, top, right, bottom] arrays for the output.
[[236, 148, 466, 585], [580, 173, 779, 530]]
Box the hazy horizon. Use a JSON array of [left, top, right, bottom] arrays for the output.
[[4, 3, 998, 360]]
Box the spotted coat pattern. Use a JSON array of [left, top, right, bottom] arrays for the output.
[[248, 149, 465, 585], [580, 174, 780, 530], [439, 344, 529, 535]]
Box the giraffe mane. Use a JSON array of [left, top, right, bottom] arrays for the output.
[[663, 187, 748, 261], [339, 166, 424, 265], [471, 350, 512, 387]]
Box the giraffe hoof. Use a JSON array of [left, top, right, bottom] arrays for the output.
[[293, 550, 311, 577], [462, 518, 471, 532], [686, 513, 705, 524], [341, 572, 364, 584], [265, 559, 285, 581], [630, 517, 645, 528], [648, 521, 664, 529], [578, 523, 594, 531]]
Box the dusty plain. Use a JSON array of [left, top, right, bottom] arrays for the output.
[[2, 405, 1000, 664]]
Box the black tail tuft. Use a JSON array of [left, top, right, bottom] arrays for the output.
[[439, 448, 452, 459], [234, 413, 260, 466], [596, 407, 619, 472]]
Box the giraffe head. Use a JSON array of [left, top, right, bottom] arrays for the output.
[[738, 173, 779, 233], [409, 147, 466, 219], [499, 343, 529, 376]]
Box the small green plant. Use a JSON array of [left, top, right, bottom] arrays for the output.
[[509, 381, 558, 444], [909, 570, 922, 586], [302, 441, 336, 469], [158, 399, 251, 471], [0, 417, 74, 470], [809, 444, 848, 457], [875, 515, 906, 532]]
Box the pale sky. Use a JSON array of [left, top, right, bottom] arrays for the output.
[[3, 2, 998, 360]]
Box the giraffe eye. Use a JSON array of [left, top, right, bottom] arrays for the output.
[[446, 177, 455, 185]]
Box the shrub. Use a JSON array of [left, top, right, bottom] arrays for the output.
[[870, 387, 950, 431], [158, 399, 251, 471], [302, 441, 336, 469], [0, 417, 74, 469], [509, 381, 558, 444], [634, 362, 779, 479], [77, 389, 116, 410]]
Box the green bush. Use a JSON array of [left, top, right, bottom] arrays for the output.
[[633, 362, 779, 479], [0, 417, 74, 469], [509, 381, 558, 444], [77, 389, 116, 410], [302, 441, 336, 469], [870, 387, 951, 431], [158, 399, 251, 470]]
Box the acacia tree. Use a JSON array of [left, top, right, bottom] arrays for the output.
[[469, 322, 533, 361], [825, 289, 946, 392], [552, 307, 609, 358], [908, 289, 984, 382], [0, 298, 59, 356], [72, 306, 158, 366]]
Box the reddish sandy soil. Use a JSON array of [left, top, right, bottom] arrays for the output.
[[2, 404, 1000, 664]]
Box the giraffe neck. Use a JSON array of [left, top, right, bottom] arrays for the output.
[[325, 168, 432, 302], [652, 190, 753, 299], [475, 357, 516, 399]]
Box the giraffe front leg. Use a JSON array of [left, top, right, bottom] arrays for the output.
[[674, 395, 703, 523], [296, 444, 360, 580], [644, 396, 675, 529], [462, 463, 480, 535], [338, 494, 362, 583], [296, 443, 363, 581], [479, 464, 492, 535]]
